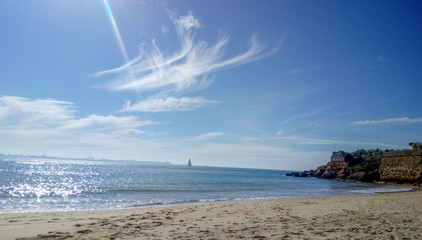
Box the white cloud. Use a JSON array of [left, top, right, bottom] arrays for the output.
[[160, 24, 168, 34], [95, 11, 282, 96], [0, 96, 329, 169], [0, 96, 75, 128], [58, 114, 154, 134], [175, 10, 200, 30], [0, 96, 153, 133], [0, 96, 340, 169], [353, 117, 422, 125], [121, 96, 218, 112], [276, 130, 283, 136], [192, 132, 224, 141], [0, 96, 157, 156]]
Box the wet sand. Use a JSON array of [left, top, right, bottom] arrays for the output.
[[1, 190, 421, 239]]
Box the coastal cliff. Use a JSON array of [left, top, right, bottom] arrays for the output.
[[287, 142, 422, 186]]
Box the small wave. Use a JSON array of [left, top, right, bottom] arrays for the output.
[[348, 187, 412, 194], [128, 199, 201, 208], [108, 189, 215, 194], [126, 196, 287, 208]]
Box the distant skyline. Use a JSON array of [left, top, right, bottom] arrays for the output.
[[1, 0, 421, 170]]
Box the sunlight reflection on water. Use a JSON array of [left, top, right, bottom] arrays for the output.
[[0, 158, 412, 213]]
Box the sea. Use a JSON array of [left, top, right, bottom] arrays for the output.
[[0, 157, 412, 213]]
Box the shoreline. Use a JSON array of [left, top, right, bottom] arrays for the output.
[[1, 190, 421, 240], [0, 183, 414, 215]]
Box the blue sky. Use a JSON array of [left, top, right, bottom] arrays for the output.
[[1, 0, 421, 170]]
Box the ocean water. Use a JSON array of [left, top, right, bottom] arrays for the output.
[[0, 158, 411, 213]]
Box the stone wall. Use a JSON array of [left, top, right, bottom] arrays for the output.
[[330, 151, 345, 162], [379, 150, 422, 182]]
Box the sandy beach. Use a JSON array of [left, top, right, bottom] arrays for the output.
[[1, 190, 421, 240]]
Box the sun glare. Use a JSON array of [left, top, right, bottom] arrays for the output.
[[103, 0, 130, 64]]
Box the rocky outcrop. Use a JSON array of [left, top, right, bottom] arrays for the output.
[[286, 146, 422, 185], [379, 150, 422, 182], [286, 151, 371, 181], [321, 161, 347, 179]]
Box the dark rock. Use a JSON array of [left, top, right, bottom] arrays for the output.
[[361, 171, 380, 182], [321, 169, 338, 179], [285, 171, 311, 177], [314, 165, 327, 177], [347, 172, 365, 181]]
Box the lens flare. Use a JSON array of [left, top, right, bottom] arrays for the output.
[[103, 0, 130, 64]]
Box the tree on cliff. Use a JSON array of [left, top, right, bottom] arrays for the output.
[[350, 148, 384, 172], [409, 142, 422, 150], [344, 152, 362, 167]]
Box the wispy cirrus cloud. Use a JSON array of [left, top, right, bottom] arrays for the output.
[[192, 132, 225, 141], [243, 134, 404, 149], [353, 117, 422, 125], [278, 136, 400, 148], [95, 11, 282, 98], [121, 96, 218, 112], [58, 114, 154, 134]]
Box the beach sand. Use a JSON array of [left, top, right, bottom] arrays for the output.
[[1, 190, 421, 240]]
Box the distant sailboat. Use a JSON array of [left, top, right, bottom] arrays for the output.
[[187, 158, 192, 167]]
